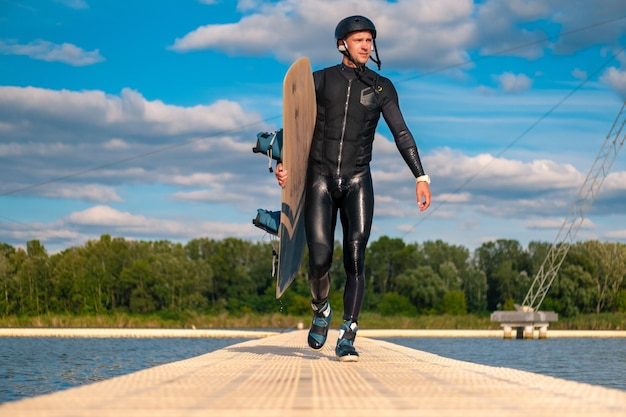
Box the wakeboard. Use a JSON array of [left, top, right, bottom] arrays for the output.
[[276, 57, 316, 298]]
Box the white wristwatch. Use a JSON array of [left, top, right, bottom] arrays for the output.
[[416, 175, 431, 184]]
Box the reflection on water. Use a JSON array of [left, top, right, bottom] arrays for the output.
[[381, 337, 626, 392]]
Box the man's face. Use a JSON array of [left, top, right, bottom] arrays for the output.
[[343, 30, 373, 67]]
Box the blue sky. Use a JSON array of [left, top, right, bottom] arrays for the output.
[[1, 0, 626, 255]]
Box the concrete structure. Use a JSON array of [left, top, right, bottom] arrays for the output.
[[1, 329, 624, 417], [491, 310, 559, 339]]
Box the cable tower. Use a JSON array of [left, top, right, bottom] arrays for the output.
[[492, 101, 626, 338], [521, 101, 626, 312]]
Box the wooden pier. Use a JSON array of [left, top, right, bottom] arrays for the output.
[[1, 330, 624, 417]]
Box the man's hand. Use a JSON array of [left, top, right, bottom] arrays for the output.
[[276, 163, 288, 187], [416, 181, 431, 211]]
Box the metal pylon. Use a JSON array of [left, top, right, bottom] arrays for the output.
[[521, 101, 626, 311]]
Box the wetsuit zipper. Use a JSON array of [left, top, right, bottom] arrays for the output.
[[336, 79, 352, 183]]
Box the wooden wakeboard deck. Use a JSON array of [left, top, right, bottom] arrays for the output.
[[276, 56, 316, 298], [2, 330, 625, 417]]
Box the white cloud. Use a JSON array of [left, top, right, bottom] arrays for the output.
[[605, 229, 626, 239], [0, 85, 271, 212], [600, 67, 626, 100], [0, 205, 257, 252], [474, 0, 549, 59], [0, 39, 103, 66], [173, 187, 260, 204], [602, 171, 626, 193], [38, 184, 123, 203], [64, 205, 255, 240], [170, 0, 475, 71], [438, 192, 472, 204], [103, 139, 130, 150], [0, 142, 28, 157], [525, 218, 565, 229], [190, 134, 253, 154], [572, 68, 587, 80], [375, 194, 415, 218], [427, 148, 583, 192], [550, 0, 626, 54], [169, 172, 236, 187], [526, 217, 595, 231], [68, 205, 147, 227], [169, 0, 626, 77], [0, 86, 260, 138], [496, 72, 533, 93]]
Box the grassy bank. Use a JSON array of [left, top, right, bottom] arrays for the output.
[[0, 312, 623, 331]]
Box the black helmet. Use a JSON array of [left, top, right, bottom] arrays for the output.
[[335, 15, 376, 40]]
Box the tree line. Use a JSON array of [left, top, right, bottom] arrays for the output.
[[1, 235, 625, 318]]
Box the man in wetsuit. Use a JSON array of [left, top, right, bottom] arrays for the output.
[[275, 15, 431, 362]]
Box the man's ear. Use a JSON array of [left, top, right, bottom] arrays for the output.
[[337, 40, 347, 52]]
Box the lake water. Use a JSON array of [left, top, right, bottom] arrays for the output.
[[0, 336, 624, 404], [0, 337, 249, 403], [383, 337, 626, 392]]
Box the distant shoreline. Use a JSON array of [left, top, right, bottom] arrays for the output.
[[1, 328, 625, 338]]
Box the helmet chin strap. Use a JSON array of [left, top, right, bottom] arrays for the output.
[[371, 39, 382, 70], [338, 39, 381, 71]]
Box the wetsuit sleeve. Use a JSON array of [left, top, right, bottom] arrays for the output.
[[380, 80, 426, 178]]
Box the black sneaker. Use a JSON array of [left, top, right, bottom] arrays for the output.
[[307, 301, 332, 350], [335, 320, 359, 362]]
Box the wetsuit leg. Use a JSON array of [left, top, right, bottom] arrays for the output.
[[339, 171, 374, 322], [304, 173, 336, 304]]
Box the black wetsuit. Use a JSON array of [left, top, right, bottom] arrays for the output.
[[305, 64, 425, 322]]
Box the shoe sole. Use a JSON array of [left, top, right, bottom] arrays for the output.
[[338, 354, 359, 362]]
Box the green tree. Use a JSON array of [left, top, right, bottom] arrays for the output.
[[246, 241, 276, 299], [208, 238, 258, 310], [377, 292, 417, 316], [49, 247, 91, 313], [463, 266, 488, 314], [186, 238, 220, 305], [581, 241, 626, 313], [421, 240, 469, 279], [120, 259, 156, 314], [491, 260, 531, 308], [395, 266, 445, 313], [438, 290, 467, 315], [439, 261, 461, 292], [15, 241, 50, 315], [82, 235, 137, 311], [546, 264, 594, 316], [616, 289, 626, 313], [0, 243, 17, 315], [366, 236, 414, 295], [474, 239, 532, 310]]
